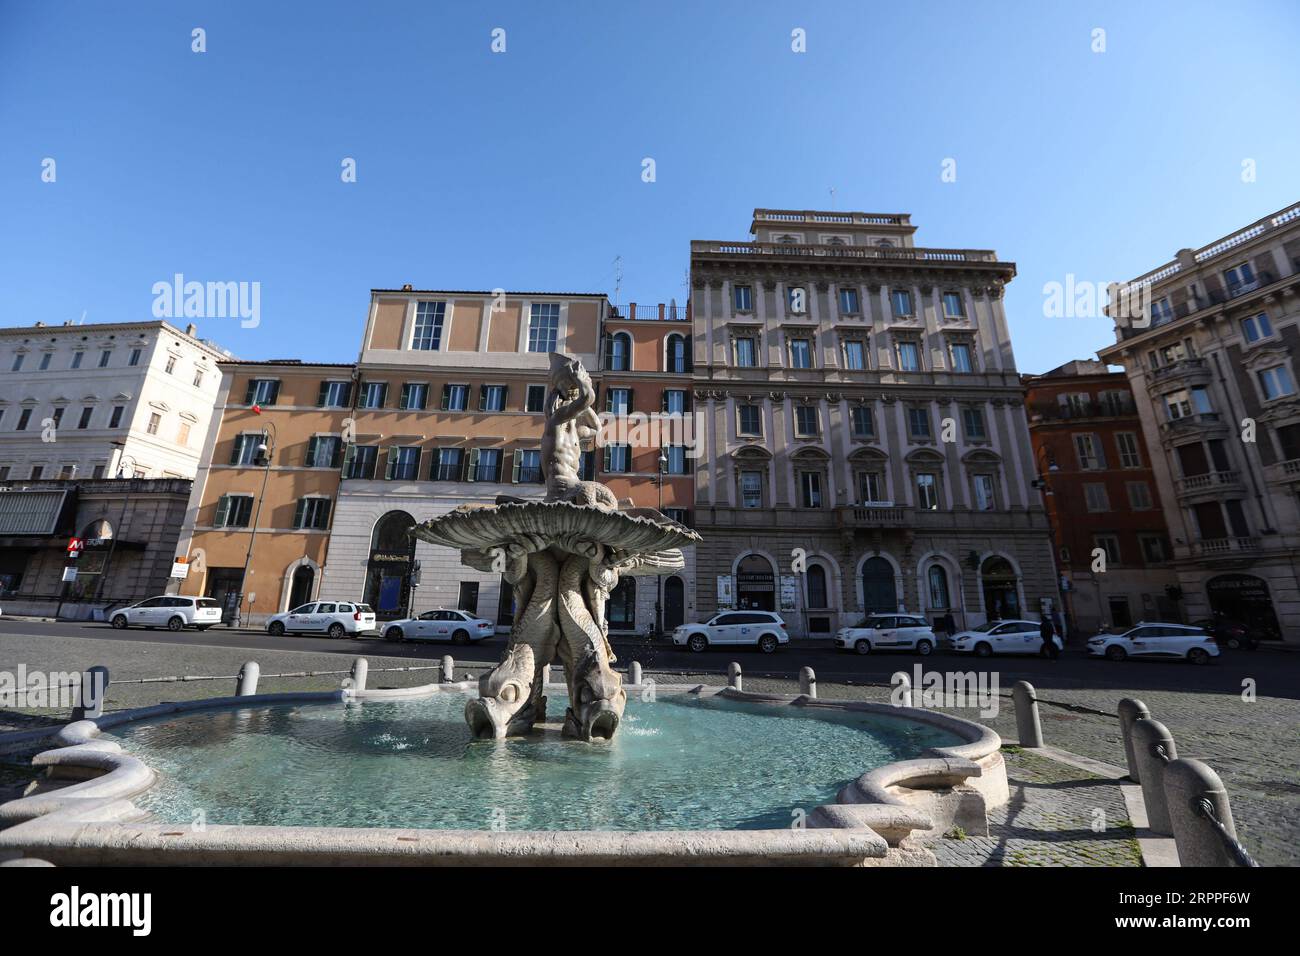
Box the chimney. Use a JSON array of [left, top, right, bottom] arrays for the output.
[[186, 323, 198, 336]]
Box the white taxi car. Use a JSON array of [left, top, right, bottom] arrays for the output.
[[672, 611, 789, 653], [950, 619, 1063, 657], [110, 596, 223, 632], [383, 609, 496, 644], [1087, 622, 1219, 664], [836, 614, 936, 655], [265, 601, 377, 638]]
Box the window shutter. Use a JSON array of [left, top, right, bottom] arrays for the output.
[[342, 444, 356, 478], [377, 383, 386, 408], [317, 382, 328, 407], [229, 436, 243, 465], [511, 449, 521, 483], [602, 445, 611, 472], [304, 436, 318, 467], [264, 381, 279, 405], [626, 388, 635, 413], [214, 495, 231, 527], [341, 382, 352, 407], [464, 448, 480, 482], [292, 498, 306, 529], [244, 381, 256, 405], [500, 385, 508, 410], [1094, 434, 1107, 469], [441, 384, 450, 410], [385, 447, 397, 480], [661, 390, 669, 413], [478, 385, 487, 411]]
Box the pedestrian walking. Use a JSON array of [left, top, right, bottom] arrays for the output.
[[1039, 613, 1059, 660]]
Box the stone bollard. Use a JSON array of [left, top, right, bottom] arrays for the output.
[[236, 661, 260, 697], [1012, 680, 1044, 748], [727, 661, 742, 691], [72, 665, 110, 721], [891, 670, 912, 708], [798, 666, 817, 699], [350, 657, 368, 692], [628, 661, 642, 686], [441, 655, 455, 683], [1164, 758, 1252, 867], [1117, 698, 1151, 783], [1131, 718, 1178, 836]]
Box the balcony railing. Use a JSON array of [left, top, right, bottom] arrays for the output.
[[1263, 458, 1300, 485], [1177, 471, 1241, 495], [610, 302, 690, 322], [1029, 397, 1137, 422], [1160, 412, 1223, 436], [1193, 537, 1261, 556], [1150, 357, 1208, 383], [691, 240, 999, 264], [754, 209, 911, 227], [836, 505, 908, 527]]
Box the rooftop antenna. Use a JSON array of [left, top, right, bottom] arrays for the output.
[[829, 186, 837, 209], [613, 255, 623, 305]]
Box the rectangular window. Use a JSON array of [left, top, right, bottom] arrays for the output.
[[344, 445, 378, 479], [851, 405, 873, 438], [16, 408, 32, 430], [907, 407, 931, 439], [177, 421, 191, 446], [399, 383, 429, 411], [193, 370, 204, 388], [318, 381, 352, 408], [294, 497, 332, 530], [789, 338, 812, 369], [839, 287, 859, 314], [306, 435, 342, 468], [973, 474, 996, 511], [890, 289, 914, 317], [1074, 433, 1105, 469], [11, 354, 23, 372], [915, 473, 939, 510], [662, 389, 687, 415], [245, 379, 279, 406], [741, 471, 763, 508], [942, 292, 965, 318], [1127, 481, 1153, 510], [527, 303, 561, 353], [229, 433, 262, 466], [1242, 312, 1273, 343], [733, 284, 753, 312], [431, 448, 463, 481], [1150, 297, 1173, 325], [1258, 366, 1296, 400], [602, 444, 631, 473], [442, 384, 469, 411], [737, 404, 762, 436], [665, 507, 689, 526], [77, 407, 93, 429], [214, 495, 254, 528], [479, 385, 507, 412], [358, 382, 387, 409], [1223, 262, 1256, 295], [29, 465, 43, 480], [843, 340, 866, 370], [794, 406, 819, 437], [897, 341, 920, 371], [858, 471, 885, 504], [1094, 534, 1121, 565], [665, 445, 688, 475], [734, 337, 757, 367], [164, 355, 176, 374], [950, 342, 974, 373], [146, 412, 161, 435], [71, 351, 84, 369], [98, 350, 112, 368], [525, 384, 546, 413], [606, 388, 631, 415], [962, 407, 987, 440], [1139, 534, 1170, 564], [108, 406, 124, 428], [1084, 482, 1110, 512], [386, 446, 420, 480], [39, 353, 52, 371], [1116, 432, 1142, 468], [799, 471, 823, 508], [516, 449, 543, 483], [412, 301, 446, 350], [128, 348, 141, 366]]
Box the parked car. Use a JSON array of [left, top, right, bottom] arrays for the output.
[[265, 601, 377, 638], [836, 614, 936, 655], [672, 611, 788, 653], [110, 596, 223, 632], [1086, 622, 1219, 664], [950, 619, 1063, 658], [1191, 618, 1260, 651], [384, 609, 495, 644]]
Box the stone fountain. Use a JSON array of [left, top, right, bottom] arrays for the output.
[[411, 353, 700, 741]]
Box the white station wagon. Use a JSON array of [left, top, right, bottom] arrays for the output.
[[1087, 623, 1219, 664], [836, 614, 937, 655], [265, 601, 377, 638], [950, 619, 1063, 657], [110, 596, 223, 632], [672, 611, 789, 653], [384, 609, 496, 644]]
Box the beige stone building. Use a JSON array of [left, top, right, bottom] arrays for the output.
[[689, 208, 1057, 637], [1098, 201, 1300, 643]]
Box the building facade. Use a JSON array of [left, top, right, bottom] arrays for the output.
[[689, 208, 1057, 636], [1024, 360, 1179, 635], [1098, 201, 1300, 643], [0, 320, 231, 482]]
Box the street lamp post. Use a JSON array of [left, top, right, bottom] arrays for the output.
[[1031, 443, 1073, 636], [237, 422, 277, 628], [94, 445, 136, 605], [655, 449, 667, 638]]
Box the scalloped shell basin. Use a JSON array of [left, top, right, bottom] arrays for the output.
[[111, 695, 961, 831]]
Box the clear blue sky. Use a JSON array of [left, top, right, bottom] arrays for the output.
[[2, 1, 1297, 372]]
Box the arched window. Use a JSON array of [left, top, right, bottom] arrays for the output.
[[861, 557, 896, 614], [666, 334, 689, 373], [980, 556, 1020, 620], [605, 332, 632, 372], [366, 511, 417, 620], [806, 564, 828, 609], [927, 565, 951, 609], [737, 553, 776, 611], [606, 578, 636, 629]]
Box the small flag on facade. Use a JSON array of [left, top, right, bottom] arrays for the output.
[[251, 404, 262, 415]]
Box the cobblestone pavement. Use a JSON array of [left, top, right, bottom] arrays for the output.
[[2, 634, 1295, 865]]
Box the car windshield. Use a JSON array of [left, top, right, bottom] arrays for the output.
[[970, 622, 999, 632]]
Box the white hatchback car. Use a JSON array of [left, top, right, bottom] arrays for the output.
[[1087, 622, 1219, 664], [265, 601, 377, 638], [672, 611, 789, 653], [951, 620, 1063, 657], [110, 596, 223, 632], [836, 614, 937, 655], [384, 609, 496, 644]]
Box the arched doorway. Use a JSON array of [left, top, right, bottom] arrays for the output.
[[861, 556, 896, 614], [736, 554, 775, 611], [364, 511, 416, 620], [1206, 574, 1281, 640], [981, 556, 1020, 621], [663, 575, 685, 630], [607, 578, 636, 631], [289, 564, 315, 609]]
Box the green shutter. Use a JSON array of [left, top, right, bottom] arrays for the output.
[[342, 444, 356, 478], [244, 381, 256, 405], [229, 436, 243, 465], [385, 446, 398, 480], [292, 498, 306, 529], [317, 382, 328, 407], [511, 450, 520, 483], [441, 384, 450, 410], [305, 436, 318, 467], [214, 495, 230, 527], [465, 448, 480, 482]]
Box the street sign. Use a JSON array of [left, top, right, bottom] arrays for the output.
[[716, 575, 734, 609], [61, 567, 78, 582], [66, 537, 84, 558], [170, 559, 190, 579], [779, 575, 798, 612]]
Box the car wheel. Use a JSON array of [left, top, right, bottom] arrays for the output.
[[854, 639, 870, 655], [111, 614, 129, 630], [328, 623, 345, 639], [687, 634, 707, 653], [1105, 644, 1128, 662], [758, 634, 778, 654], [1188, 647, 1211, 665], [916, 639, 933, 656], [452, 629, 470, 646], [974, 642, 993, 658], [167, 616, 185, 632], [386, 626, 404, 643], [268, 621, 285, 636], [1225, 636, 1242, 650]]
